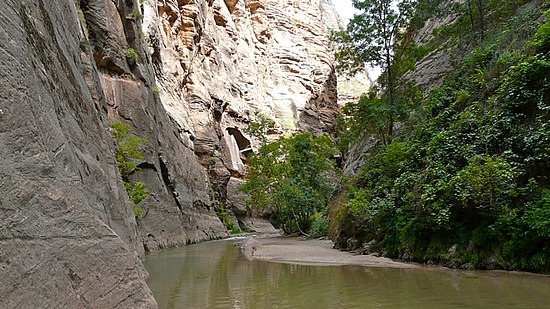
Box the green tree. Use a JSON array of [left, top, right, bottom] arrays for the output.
[[338, 89, 394, 150], [241, 133, 336, 235], [332, 0, 417, 142], [467, 0, 486, 40]]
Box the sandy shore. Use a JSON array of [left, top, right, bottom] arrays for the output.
[[240, 236, 419, 269]]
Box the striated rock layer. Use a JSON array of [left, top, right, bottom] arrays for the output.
[[142, 0, 341, 233], [0, 0, 156, 306], [0, 0, 340, 306]]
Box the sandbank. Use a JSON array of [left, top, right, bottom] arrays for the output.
[[239, 236, 419, 269]]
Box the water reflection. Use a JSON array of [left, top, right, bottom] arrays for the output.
[[144, 239, 549, 309]]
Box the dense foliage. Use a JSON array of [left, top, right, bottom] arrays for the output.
[[336, 2, 550, 272], [241, 133, 337, 236], [110, 121, 150, 217], [332, 0, 418, 144]]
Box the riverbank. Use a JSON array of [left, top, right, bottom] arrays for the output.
[[239, 236, 419, 269]]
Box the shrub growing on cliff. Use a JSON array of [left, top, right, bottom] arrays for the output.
[[215, 204, 240, 233], [125, 48, 138, 65], [243, 114, 274, 146], [125, 181, 150, 217], [110, 121, 150, 217], [241, 132, 337, 235], [110, 121, 148, 179]]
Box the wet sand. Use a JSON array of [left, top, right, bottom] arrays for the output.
[[240, 236, 419, 269]]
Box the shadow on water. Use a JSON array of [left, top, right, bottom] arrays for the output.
[[144, 239, 550, 309]]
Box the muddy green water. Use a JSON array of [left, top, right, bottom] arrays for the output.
[[144, 238, 549, 309]]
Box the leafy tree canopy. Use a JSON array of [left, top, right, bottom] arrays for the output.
[[241, 132, 337, 236], [332, 0, 417, 74], [332, 0, 419, 145]]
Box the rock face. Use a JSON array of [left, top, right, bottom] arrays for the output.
[[0, 0, 339, 306], [81, 0, 228, 251], [144, 0, 340, 146], [0, 0, 155, 306], [404, 0, 465, 91], [142, 0, 341, 228]]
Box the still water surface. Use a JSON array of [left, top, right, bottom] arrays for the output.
[[144, 238, 550, 309]]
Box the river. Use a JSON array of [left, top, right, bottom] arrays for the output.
[[144, 238, 549, 308]]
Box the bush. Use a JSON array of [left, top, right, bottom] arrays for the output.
[[125, 181, 150, 205], [450, 156, 516, 211], [308, 214, 329, 238], [151, 85, 160, 95], [216, 205, 238, 231], [523, 190, 550, 239], [125, 48, 138, 65], [241, 132, 337, 235], [335, 6, 550, 271], [110, 122, 148, 179], [110, 121, 150, 218]]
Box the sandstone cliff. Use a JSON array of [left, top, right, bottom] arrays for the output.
[[142, 0, 341, 233], [0, 0, 340, 306], [0, 0, 156, 306]]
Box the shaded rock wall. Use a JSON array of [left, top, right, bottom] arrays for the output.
[[403, 0, 465, 91], [81, 0, 228, 250], [0, 0, 155, 306]]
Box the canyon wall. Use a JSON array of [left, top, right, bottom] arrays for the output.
[[0, 0, 156, 306], [0, 0, 340, 306], [142, 0, 341, 234]]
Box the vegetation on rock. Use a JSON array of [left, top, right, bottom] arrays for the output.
[[334, 0, 550, 272], [124, 47, 138, 65], [216, 204, 241, 234], [110, 121, 150, 218]]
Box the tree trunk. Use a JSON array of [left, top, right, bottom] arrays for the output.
[[386, 52, 394, 144], [468, 0, 475, 31], [476, 0, 485, 40], [292, 207, 309, 237]]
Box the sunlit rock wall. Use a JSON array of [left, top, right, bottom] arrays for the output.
[[142, 0, 341, 225]]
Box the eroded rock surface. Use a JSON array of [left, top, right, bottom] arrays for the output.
[[144, 0, 340, 156], [0, 0, 155, 306], [142, 0, 341, 227], [404, 0, 465, 91], [81, 0, 228, 251], [100, 74, 228, 251]]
